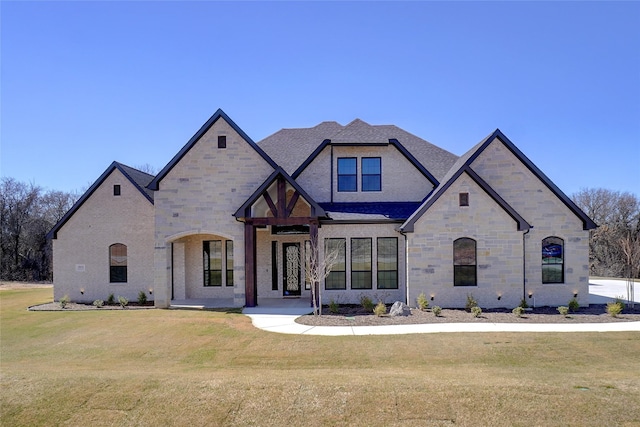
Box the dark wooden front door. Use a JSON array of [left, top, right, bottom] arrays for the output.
[[282, 243, 301, 297]]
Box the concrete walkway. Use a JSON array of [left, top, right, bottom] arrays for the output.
[[242, 279, 640, 335]]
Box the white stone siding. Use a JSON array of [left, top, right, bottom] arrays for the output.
[[470, 140, 590, 307], [296, 145, 433, 203], [52, 169, 154, 303], [153, 117, 275, 307], [317, 223, 406, 305], [407, 174, 524, 309]]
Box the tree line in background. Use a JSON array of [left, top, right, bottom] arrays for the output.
[[572, 188, 640, 280], [1, 176, 639, 282], [1, 177, 77, 281]]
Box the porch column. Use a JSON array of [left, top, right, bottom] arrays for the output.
[[310, 221, 319, 308], [244, 221, 257, 307]]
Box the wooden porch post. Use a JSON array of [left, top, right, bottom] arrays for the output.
[[310, 221, 319, 308], [244, 221, 257, 307]]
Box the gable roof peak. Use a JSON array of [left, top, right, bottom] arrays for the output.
[[47, 161, 154, 240], [148, 109, 278, 190]]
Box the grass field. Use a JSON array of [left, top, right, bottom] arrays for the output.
[[2, 287, 640, 426]]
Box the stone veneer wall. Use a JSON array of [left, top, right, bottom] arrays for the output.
[[407, 173, 524, 309], [52, 168, 154, 303], [153, 117, 275, 307], [470, 139, 590, 307]]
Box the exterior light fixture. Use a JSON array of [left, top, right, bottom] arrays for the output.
[[497, 294, 502, 301], [80, 288, 84, 295], [430, 294, 435, 301], [573, 292, 578, 298], [528, 292, 533, 299], [149, 288, 153, 295]]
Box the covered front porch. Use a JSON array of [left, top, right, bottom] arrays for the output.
[[234, 169, 327, 307]]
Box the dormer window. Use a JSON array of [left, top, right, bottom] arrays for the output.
[[113, 185, 121, 196], [337, 158, 357, 192]]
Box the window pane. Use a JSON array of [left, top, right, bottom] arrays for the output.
[[226, 240, 234, 286], [454, 266, 476, 286], [362, 158, 380, 175], [338, 175, 357, 192], [326, 271, 346, 289], [338, 158, 356, 174], [454, 238, 476, 266], [351, 271, 372, 289], [204, 240, 222, 286], [362, 175, 381, 192], [377, 271, 398, 289], [351, 238, 371, 271], [542, 265, 563, 283]]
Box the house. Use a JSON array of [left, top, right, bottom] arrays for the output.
[[48, 109, 597, 309]]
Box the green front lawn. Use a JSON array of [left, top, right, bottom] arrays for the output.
[[2, 287, 639, 426]]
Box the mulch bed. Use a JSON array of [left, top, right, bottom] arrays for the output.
[[296, 304, 640, 326], [29, 302, 155, 311]]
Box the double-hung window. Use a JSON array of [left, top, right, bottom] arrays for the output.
[[453, 238, 477, 286], [203, 240, 223, 286], [542, 237, 564, 283], [325, 238, 346, 289], [109, 243, 127, 283], [362, 157, 381, 192], [337, 158, 357, 192], [377, 237, 398, 289], [351, 238, 372, 289]]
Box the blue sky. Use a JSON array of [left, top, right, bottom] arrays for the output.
[[2, 1, 639, 197]]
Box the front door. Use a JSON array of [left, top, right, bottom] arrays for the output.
[[282, 243, 301, 297]]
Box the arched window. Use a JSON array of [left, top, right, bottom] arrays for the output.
[[542, 236, 564, 283], [109, 243, 127, 283], [453, 238, 476, 286]]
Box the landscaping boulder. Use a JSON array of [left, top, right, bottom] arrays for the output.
[[389, 301, 410, 317]]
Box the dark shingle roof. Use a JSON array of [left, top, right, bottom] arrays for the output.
[[258, 119, 458, 181], [319, 202, 422, 222]]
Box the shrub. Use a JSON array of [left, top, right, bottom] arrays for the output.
[[512, 306, 524, 317], [118, 296, 128, 308], [519, 298, 529, 309], [373, 301, 387, 317], [557, 306, 569, 317], [606, 301, 623, 317], [360, 295, 374, 312], [416, 292, 429, 311], [465, 294, 478, 311], [107, 293, 115, 305], [138, 290, 147, 305], [59, 295, 70, 309], [471, 306, 482, 318], [568, 298, 580, 312], [432, 306, 442, 317], [329, 299, 339, 314], [93, 299, 104, 308]]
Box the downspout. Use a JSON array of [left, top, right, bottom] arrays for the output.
[[330, 144, 334, 204], [522, 227, 531, 303], [399, 229, 409, 305]]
